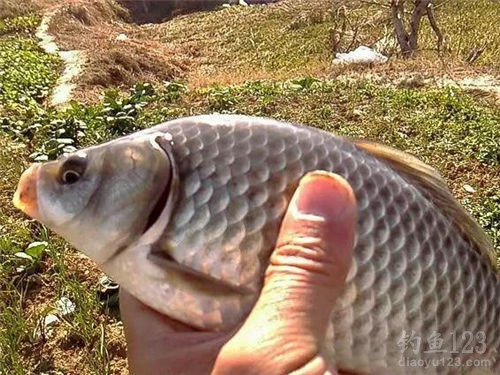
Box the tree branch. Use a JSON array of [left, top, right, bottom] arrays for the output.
[[390, 0, 444, 57], [391, 0, 411, 55], [426, 2, 443, 52], [408, 0, 430, 52]]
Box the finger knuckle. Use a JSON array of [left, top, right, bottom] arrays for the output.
[[270, 239, 334, 279]]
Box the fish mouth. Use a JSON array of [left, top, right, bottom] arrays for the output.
[[13, 164, 41, 219]]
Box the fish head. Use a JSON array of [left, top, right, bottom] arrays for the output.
[[13, 133, 174, 265]]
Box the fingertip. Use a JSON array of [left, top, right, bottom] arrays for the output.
[[280, 171, 357, 286], [251, 170, 358, 337], [294, 171, 357, 222]]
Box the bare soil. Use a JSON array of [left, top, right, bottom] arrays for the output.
[[45, 0, 192, 102], [38, 0, 500, 105]]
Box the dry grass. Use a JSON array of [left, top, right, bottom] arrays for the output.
[[0, 0, 38, 19], [0, 0, 64, 19], [132, 0, 499, 90], [46, 0, 191, 102], [37, 0, 500, 102], [143, 0, 341, 86], [421, 0, 500, 72]]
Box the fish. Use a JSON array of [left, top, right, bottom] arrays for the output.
[[13, 114, 500, 374]]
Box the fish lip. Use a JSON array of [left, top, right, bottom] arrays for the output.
[[13, 163, 41, 219]]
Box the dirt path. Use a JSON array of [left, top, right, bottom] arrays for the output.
[[437, 75, 500, 103], [36, 9, 86, 107]]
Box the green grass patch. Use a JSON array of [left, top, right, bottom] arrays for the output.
[[0, 36, 60, 115], [0, 136, 123, 374], [0, 15, 40, 35], [0, 137, 40, 374]]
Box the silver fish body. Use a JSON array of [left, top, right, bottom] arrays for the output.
[[15, 115, 500, 374], [145, 115, 500, 374]]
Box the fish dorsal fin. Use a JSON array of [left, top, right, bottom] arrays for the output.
[[349, 138, 497, 271]]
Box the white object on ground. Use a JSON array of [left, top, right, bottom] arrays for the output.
[[35, 314, 60, 339], [116, 33, 128, 41], [463, 184, 476, 193], [333, 46, 388, 65], [57, 297, 76, 316]]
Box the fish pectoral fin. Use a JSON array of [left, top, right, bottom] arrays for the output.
[[147, 250, 254, 297]]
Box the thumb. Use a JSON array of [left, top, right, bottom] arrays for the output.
[[213, 171, 357, 375]]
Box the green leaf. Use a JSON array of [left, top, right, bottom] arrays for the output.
[[14, 252, 33, 261], [25, 241, 48, 259]]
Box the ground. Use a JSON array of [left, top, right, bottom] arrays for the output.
[[0, 0, 499, 374]]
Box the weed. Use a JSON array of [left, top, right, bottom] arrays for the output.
[[101, 83, 155, 136], [0, 36, 59, 115], [0, 15, 40, 36]]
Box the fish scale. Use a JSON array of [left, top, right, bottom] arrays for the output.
[[148, 115, 500, 374]]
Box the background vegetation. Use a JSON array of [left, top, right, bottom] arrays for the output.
[[0, 0, 499, 373]]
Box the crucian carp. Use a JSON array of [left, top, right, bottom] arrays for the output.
[[14, 114, 500, 374]]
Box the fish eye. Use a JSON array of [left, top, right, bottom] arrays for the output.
[[62, 170, 81, 184], [59, 155, 87, 185]]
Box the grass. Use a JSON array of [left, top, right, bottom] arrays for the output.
[[44, 0, 500, 100], [0, 36, 59, 112], [0, 135, 126, 374], [139, 0, 500, 87], [0, 1, 499, 374], [0, 14, 125, 375], [156, 0, 336, 72], [0, 13, 59, 121], [0, 15, 40, 35], [421, 0, 500, 70], [144, 0, 377, 85], [0, 0, 38, 20]]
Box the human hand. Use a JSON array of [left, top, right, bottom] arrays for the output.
[[120, 171, 357, 375]]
